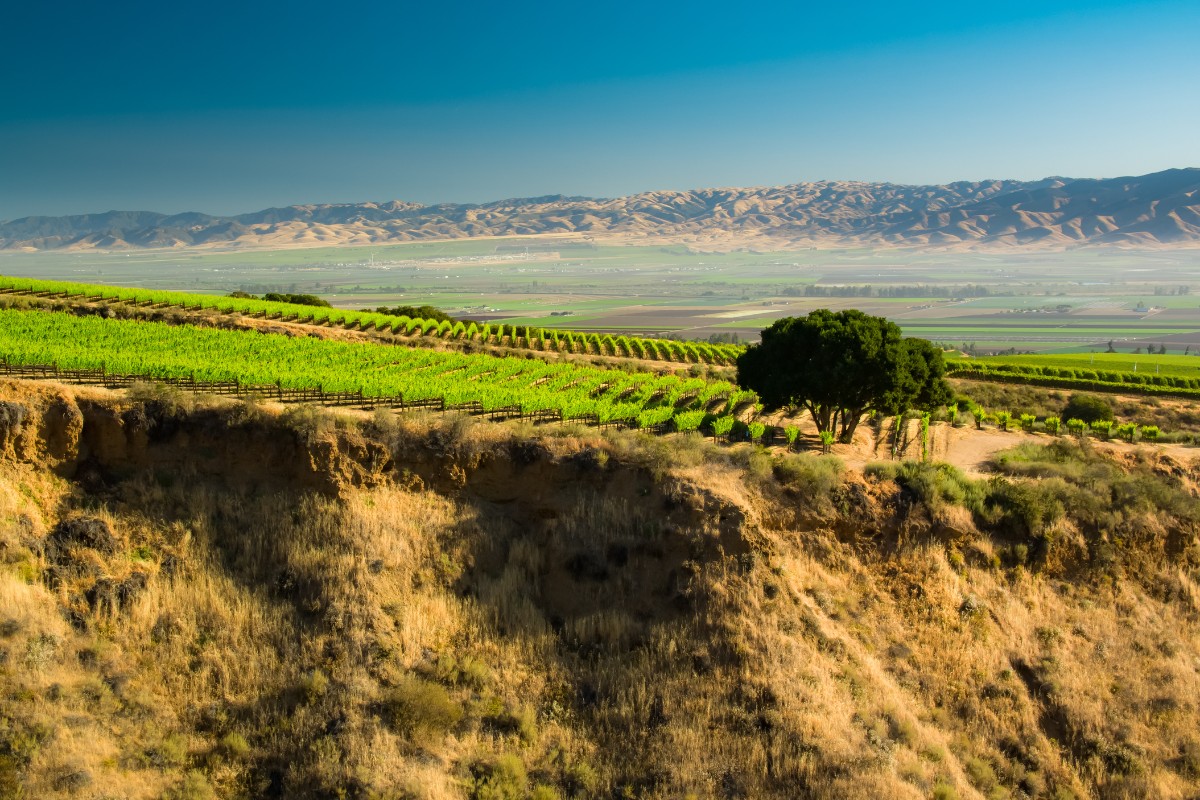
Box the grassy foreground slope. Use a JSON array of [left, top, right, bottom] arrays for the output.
[[0, 381, 1198, 799]]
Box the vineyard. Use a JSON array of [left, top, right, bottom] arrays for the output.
[[0, 309, 754, 429], [0, 276, 742, 366], [947, 353, 1200, 399]]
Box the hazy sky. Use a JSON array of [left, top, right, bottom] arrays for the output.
[[2, 0, 1198, 219]]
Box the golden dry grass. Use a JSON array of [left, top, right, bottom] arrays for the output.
[[0, 380, 1197, 799]]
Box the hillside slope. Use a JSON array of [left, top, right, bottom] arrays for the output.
[[0, 381, 1198, 799], [2, 169, 1198, 251]]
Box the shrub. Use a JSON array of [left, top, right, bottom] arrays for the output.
[[263, 292, 332, 307], [773, 453, 844, 504], [381, 675, 463, 744], [217, 732, 251, 759], [973, 407, 988, 430], [1062, 394, 1114, 424], [482, 703, 538, 744], [1019, 413, 1037, 432], [1140, 425, 1160, 441], [818, 429, 835, 454], [866, 461, 984, 513], [1043, 416, 1061, 436], [281, 405, 337, 445], [300, 669, 329, 704], [164, 770, 216, 800], [1090, 419, 1113, 439], [982, 478, 1066, 541], [964, 756, 999, 792], [1065, 418, 1088, 438], [747, 421, 766, 443], [994, 410, 1012, 431], [932, 781, 959, 800], [467, 754, 527, 800], [147, 733, 190, 769], [1115, 422, 1138, 442]]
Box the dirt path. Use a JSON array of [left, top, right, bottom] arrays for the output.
[[765, 409, 1198, 476]]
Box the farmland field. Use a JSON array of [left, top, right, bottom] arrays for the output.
[[952, 352, 1200, 379], [0, 276, 741, 364], [3, 240, 1200, 351], [0, 308, 747, 426]]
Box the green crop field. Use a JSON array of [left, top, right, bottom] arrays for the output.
[[947, 351, 1200, 398], [0, 309, 752, 427], [3, 243, 1200, 350], [953, 352, 1200, 378], [0, 275, 741, 365]]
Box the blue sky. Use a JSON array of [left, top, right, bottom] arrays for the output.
[[1, 0, 1197, 219]]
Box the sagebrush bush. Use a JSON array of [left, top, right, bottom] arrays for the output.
[[467, 754, 527, 800], [773, 453, 844, 507], [281, 404, 337, 444], [381, 674, 463, 744], [866, 461, 984, 513]]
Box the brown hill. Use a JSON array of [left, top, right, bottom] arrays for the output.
[[3, 169, 1198, 251], [1, 380, 1198, 798]]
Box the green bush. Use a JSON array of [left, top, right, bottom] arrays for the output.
[[1140, 424, 1160, 441], [300, 669, 329, 704], [932, 781, 959, 800], [866, 461, 985, 513], [482, 703, 538, 744], [981, 478, 1066, 541], [1019, 413, 1037, 432], [381, 675, 463, 744], [1090, 419, 1113, 439], [1065, 418, 1088, 438], [994, 410, 1012, 431], [1115, 422, 1138, 442], [467, 754, 527, 800], [163, 770, 216, 800], [1043, 416, 1061, 436], [1062, 394, 1114, 424], [773, 453, 844, 504], [217, 732, 251, 759]]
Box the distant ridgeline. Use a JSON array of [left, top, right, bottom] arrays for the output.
[[2, 168, 1197, 249]]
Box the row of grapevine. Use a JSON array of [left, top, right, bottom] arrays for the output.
[[0, 309, 751, 427], [952, 402, 1163, 442], [947, 362, 1200, 399], [0, 276, 743, 366]]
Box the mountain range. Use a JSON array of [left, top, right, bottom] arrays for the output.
[[3, 168, 1198, 251]]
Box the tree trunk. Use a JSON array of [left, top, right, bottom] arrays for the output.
[[839, 411, 862, 444]]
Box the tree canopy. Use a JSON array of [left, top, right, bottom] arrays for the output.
[[736, 309, 951, 443], [368, 305, 455, 323]]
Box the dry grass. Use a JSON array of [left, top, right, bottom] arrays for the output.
[[0, 380, 1196, 798]]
